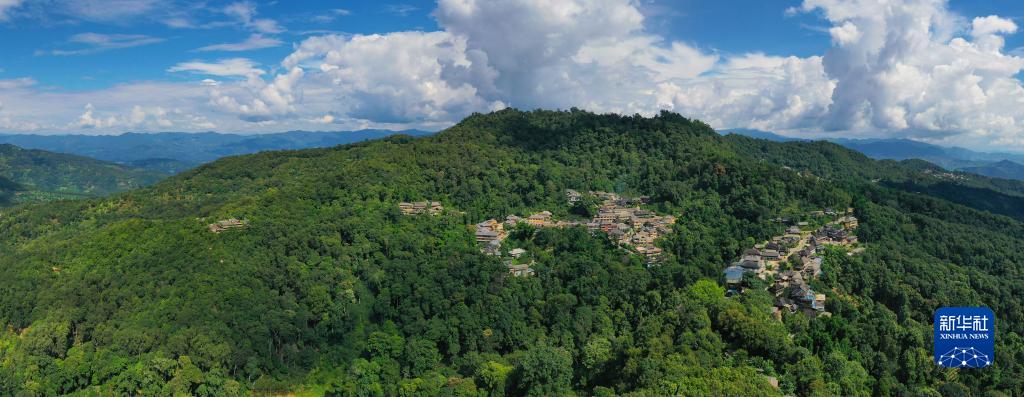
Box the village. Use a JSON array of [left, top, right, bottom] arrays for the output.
[[399, 190, 678, 277], [472, 189, 678, 276], [723, 208, 860, 319]]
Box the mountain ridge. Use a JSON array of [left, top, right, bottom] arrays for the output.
[[724, 128, 1024, 181], [0, 129, 435, 173], [0, 143, 167, 205]]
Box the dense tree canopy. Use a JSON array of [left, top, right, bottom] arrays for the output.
[[0, 109, 1021, 396]]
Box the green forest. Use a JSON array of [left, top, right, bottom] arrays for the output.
[[0, 109, 1021, 396], [0, 144, 166, 206]]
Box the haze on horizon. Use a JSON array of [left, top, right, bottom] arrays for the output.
[[1, 0, 1024, 152]]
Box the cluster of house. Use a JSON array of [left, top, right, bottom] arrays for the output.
[[472, 189, 678, 273], [724, 208, 860, 318], [581, 190, 674, 263], [398, 201, 444, 215], [208, 218, 248, 233], [473, 220, 537, 277]]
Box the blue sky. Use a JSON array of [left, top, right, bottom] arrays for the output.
[[1, 0, 1023, 151]]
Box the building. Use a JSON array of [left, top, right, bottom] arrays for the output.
[[475, 229, 500, 243], [482, 239, 502, 256], [508, 263, 535, 277], [724, 265, 746, 285], [761, 249, 781, 261], [566, 189, 582, 204], [399, 201, 444, 215], [812, 294, 827, 311], [527, 211, 553, 226], [509, 248, 527, 258], [209, 218, 248, 233]]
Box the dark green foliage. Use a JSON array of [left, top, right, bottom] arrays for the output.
[[0, 143, 167, 205], [0, 109, 1021, 396]]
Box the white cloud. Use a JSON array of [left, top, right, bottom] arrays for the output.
[[4, 0, 1024, 150], [0, 0, 23, 21], [224, 1, 283, 34], [77, 103, 119, 129], [59, 0, 161, 23], [168, 58, 264, 77], [283, 32, 501, 123], [197, 34, 283, 52], [208, 67, 304, 121], [42, 33, 164, 56], [791, 0, 1024, 148]]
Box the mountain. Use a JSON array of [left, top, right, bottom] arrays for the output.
[[0, 175, 21, 206], [0, 129, 434, 173], [0, 109, 1022, 396], [0, 144, 167, 205], [960, 159, 1024, 180], [720, 128, 805, 142], [725, 129, 1024, 181]]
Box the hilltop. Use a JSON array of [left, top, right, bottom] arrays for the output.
[[0, 109, 1021, 396], [0, 144, 167, 205]]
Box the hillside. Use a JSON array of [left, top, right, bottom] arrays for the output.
[[0, 144, 167, 204], [0, 130, 434, 173], [0, 109, 1022, 396], [0, 175, 21, 206], [725, 129, 1024, 181], [961, 159, 1024, 181]]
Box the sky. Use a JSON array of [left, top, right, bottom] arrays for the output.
[[1, 0, 1023, 152]]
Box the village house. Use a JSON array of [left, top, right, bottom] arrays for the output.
[[475, 219, 505, 243], [527, 211, 553, 226], [208, 218, 248, 233], [482, 239, 502, 256], [509, 248, 527, 259], [566, 189, 582, 204], [636, 246, 663, 263], [508, 263, 535, 277], [761, 249, 781, 261], [724, 265, 745, 286], [399, 201, 444, 215], [738, 258, 763, 273]]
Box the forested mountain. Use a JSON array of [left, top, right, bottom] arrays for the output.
[[0, 144, 167, 205], [0, 175, 22, 206], [961, 160, 1024, 181], [0, 130, 433, 173], [725, 128, 1024, 181], [0, 109, 1021, 396]]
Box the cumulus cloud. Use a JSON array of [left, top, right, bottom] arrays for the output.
[[208, 67, 304, 122], [197, 34, 282, 52], [77, 103, 118, 129], [5, 0, 1024, 150], [168, 58, 264, 77], [283, 32, 502, 123], [791, 0, 1024, 147]]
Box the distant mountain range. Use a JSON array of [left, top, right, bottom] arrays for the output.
[[0, 129, 434, 174], [0, 143, 166, 205], [722, 128, 1024, 181]]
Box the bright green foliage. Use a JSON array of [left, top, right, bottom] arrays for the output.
[[0, 109, 1021, 396]]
